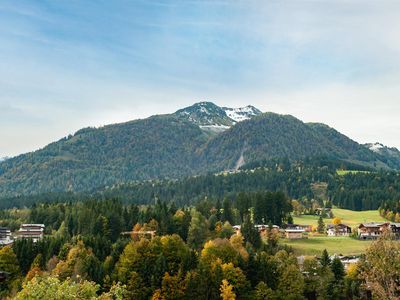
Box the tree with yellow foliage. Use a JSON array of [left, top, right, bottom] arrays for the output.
[[220, 279, 236, 300], [359, 231, 400, 299], [332, 217, 342, 225]]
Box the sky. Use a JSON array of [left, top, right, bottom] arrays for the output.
[[0, 0, 399, 157]]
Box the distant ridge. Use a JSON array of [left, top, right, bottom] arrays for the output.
[[0, 101, 398, 198]]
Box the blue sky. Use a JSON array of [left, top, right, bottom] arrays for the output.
[[1, 0, 400, 156]]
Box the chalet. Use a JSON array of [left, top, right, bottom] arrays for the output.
[[16, 224, 45, 242], [327, 224, 352, 237], [285, 228, 305, 239], [358, 222, 390, 240], [0, 227, 13, 246]]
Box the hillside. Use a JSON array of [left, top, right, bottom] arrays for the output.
[[0, 115, 208, 196], [0, 102, 398, 199], [201, 113, 387, 172]]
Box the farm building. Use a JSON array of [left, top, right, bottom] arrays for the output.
[[285, 228, 305, 239]]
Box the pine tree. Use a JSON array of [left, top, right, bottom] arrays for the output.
[[317, 216, 325, 234], [320, 249, 331, 267], [287, 214, 294, 225], [241, 214, 261, 249], [330, 257, 345, 282], [222, 198, 233, 225]]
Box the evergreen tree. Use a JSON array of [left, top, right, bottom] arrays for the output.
[[222, 198, 233, 224], [241, 214, 261, 249], [287, 214, 294, 225], [317, 216, 325, 234], [321, 249, 331, 267], [330, 257, 345, 281]]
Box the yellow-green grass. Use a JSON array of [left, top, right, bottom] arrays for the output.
[[281, 236, 374, 256], [293, 208, 385, 227], [336, 170, 371, 176]]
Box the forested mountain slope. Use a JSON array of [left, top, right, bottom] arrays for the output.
[[0, 115, 208, 196], [201, 113, 389, 172], [0, 102, 398, 198]]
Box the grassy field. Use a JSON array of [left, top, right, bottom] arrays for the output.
[[293, 208, 385, 227], [281, 236, 373, 256], [287, 208, 387, 255], [336, 170, 371, 176]]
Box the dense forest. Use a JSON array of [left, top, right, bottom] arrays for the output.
[[0, 196, 398, 299], [2, 157, 398, 212]]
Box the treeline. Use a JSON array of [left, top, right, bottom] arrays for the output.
[[0, 158, 398, 211], [330, 172, 400, 211]]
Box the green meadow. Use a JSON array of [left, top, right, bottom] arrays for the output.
[[287, 208, 387, 256], [281, 236, 373, 256], [293, 208, 386, 227], [336, 170, 371, 176]]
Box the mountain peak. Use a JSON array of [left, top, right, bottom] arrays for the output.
[[365, 142, 385, 153], [174, 101, 262, 132]]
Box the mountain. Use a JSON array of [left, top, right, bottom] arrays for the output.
[[201, 114, 383, 172], [0, 115, 208, 196], [174, 101, 262, 133], [364, 142, 400, 169], [0, 101, 398, 198]]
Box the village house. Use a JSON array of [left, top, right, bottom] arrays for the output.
[[358, 222, 390, 239], [285, 228, 305, 239], [0, 227, 13, 246], [326, 224, 352, 237], [16, 224, 45, 242]]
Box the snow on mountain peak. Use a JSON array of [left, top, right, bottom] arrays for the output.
[[174, 102, 262, 131], [367, 142, 385, 153], [223, 105, 262, 123]]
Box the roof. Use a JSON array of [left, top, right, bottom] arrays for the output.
[[17, 231, 44, 235], [358, 222, 389, 228], [327, 224, 350, 229], [21, 224, 45, 227]]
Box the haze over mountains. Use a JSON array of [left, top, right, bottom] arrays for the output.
[[0, 101, 398, 198]]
